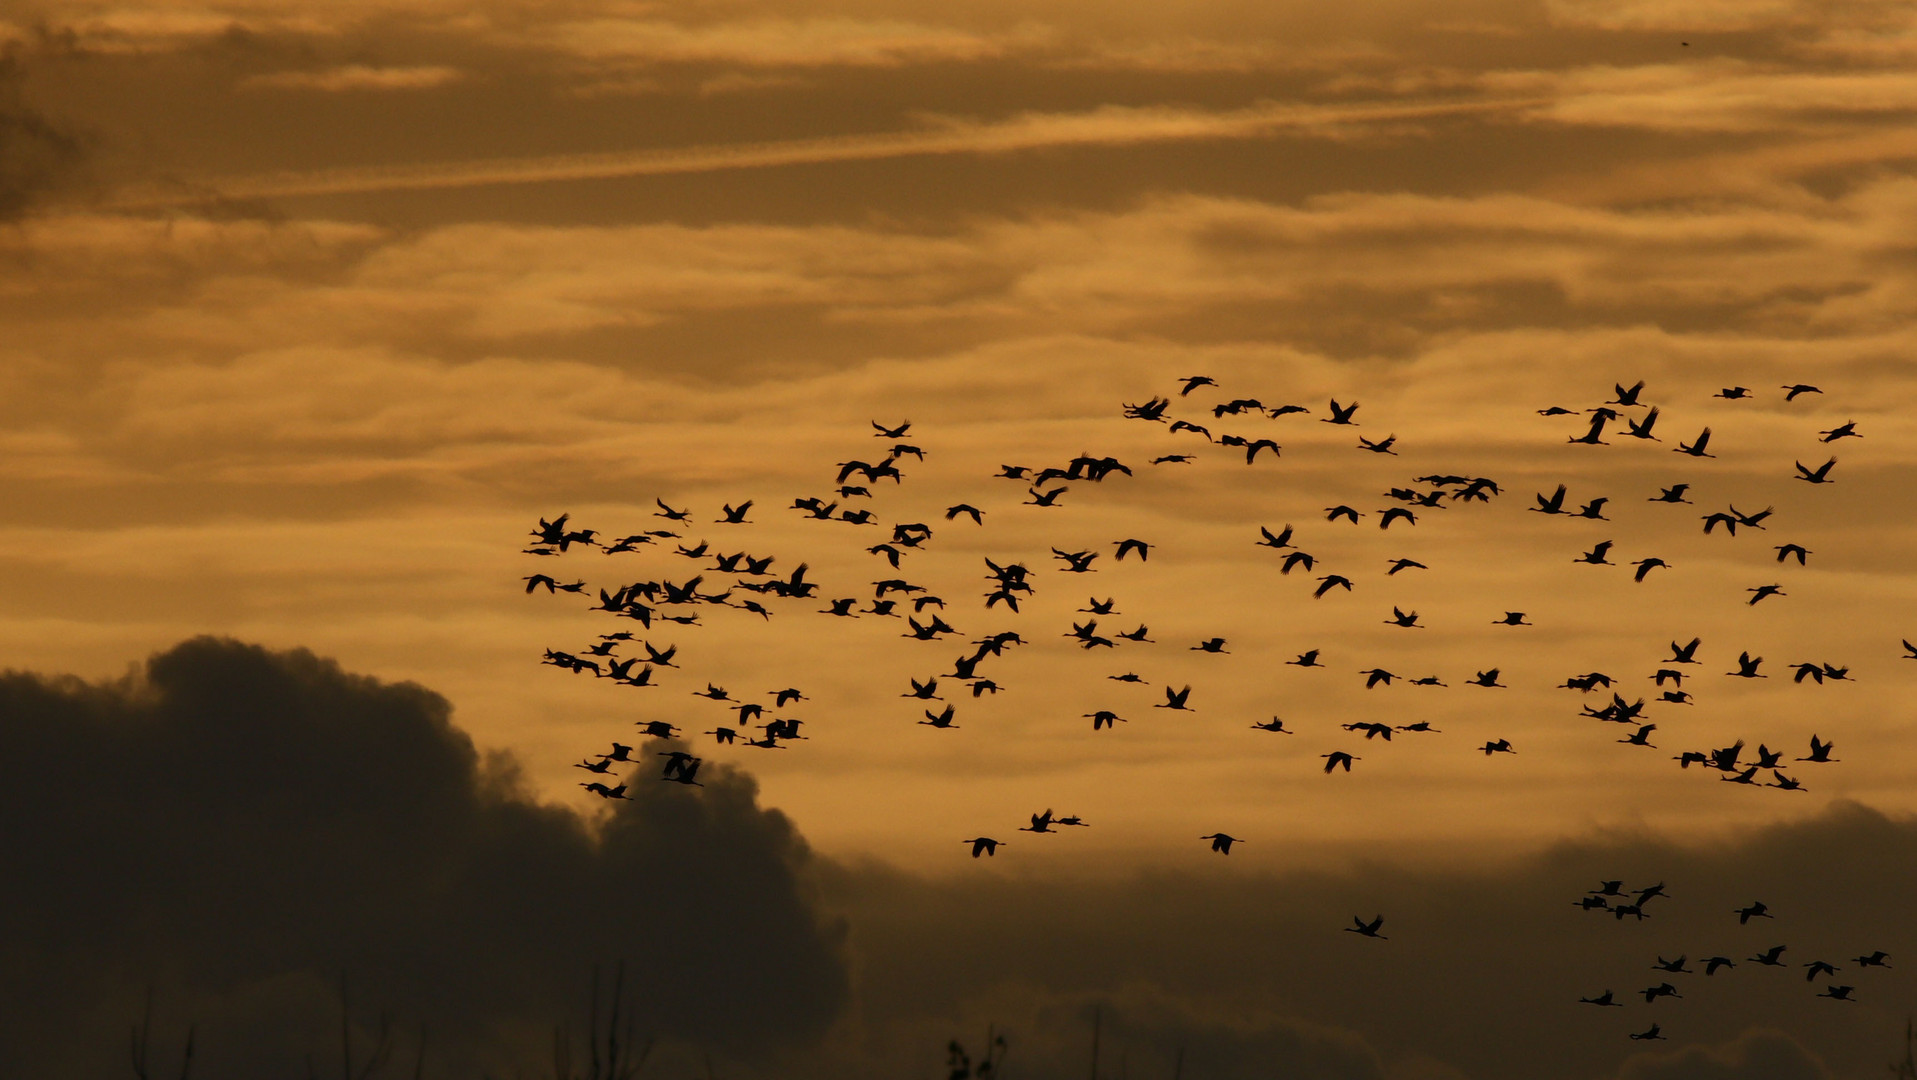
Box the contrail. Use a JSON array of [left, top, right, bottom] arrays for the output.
[[111, 96, 1538, 206]]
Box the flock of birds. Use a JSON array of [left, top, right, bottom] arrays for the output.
[[520, 375, 1906, 1038], [1569, 881, 1891, 1040]]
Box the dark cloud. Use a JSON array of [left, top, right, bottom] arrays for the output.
[[0, 47, 83, 219], [0, 637, 847, 1078], [811, 802, 1916, 1080], [1619, 1028, 1833, 1080]]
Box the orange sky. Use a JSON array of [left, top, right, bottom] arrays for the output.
[[4, 0, 1917, 879]]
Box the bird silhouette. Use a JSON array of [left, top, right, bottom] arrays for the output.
[[1345, 915, 1386, 939], [1155, 685, 1194, 710], [1782, 383, 1822, 401], [1323, 399, 1360, 425], [1576, 541, 1614, 565], [1201, 833, 1241, 854], [1579, 991, 1623, 1007], [1793, 457, 1837, 484], [1314, 575, 1353, 598], [1818, 421, 1859, 442], [1629, 1024, 1665, 1041], [1797, 735, 1838, 762], [1257, 524, 1295, 549], [1020, 810, 1056, 833], [1288, 649, 1323, 667], [963, 837, 1003, 858], [1675, 428, 1714, 457], [1322, 751, 1358, 773]]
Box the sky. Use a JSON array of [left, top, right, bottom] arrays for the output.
[[4, 0, 1917, 1076]]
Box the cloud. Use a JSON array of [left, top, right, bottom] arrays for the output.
[[0, 637, 849, 1078], [542, 16, 1034, 68], [811, 802, 1914, 1080], [108, 96, 1530, 205], [0, 51, 84, 219], [240, 63, 464, 91], [1618, 1028, 1833, 1080]]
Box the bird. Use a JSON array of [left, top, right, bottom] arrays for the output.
[[1251, 717, 1294, 734], [1112, 538, 1152, 561], [1323, 399, 1360, 425], [944, 504, 985, 525], [1608, 380, 1647, 406], [1793, 457, 1836, 484], [1728, 651, 1765, 677], [1287, 649, 1323, 667], [1675, 428, 1714, 457], [1805, 960, 1840, 982], [1653, 956, 1690, 974], [1702, 957, 1736, 975], [1322, 751, 1358, 773], [1818, 421, 1859, 442], [1155, 685, 1193, 711], [1782, 383, 1822, 401], [1854, 951, 1891, 968], [1019, 810, 1056, 833], [1378, 507, 1416, 530], [1314, 575, 1353, 598], [1641, 983, 1681, 1003], [1257, 524, 1295, 549], [1632, 557, 1669, 582], [1775, 543, 1810, 565], [1747, 584, 1786, 605], [962, 837, 1003, 858], [1344, 915, 1386, 939], [920, 705, 958, 729], [1819, 985, 1856, 1001], [1576, 541, 1614, 565], [1579, 991, 1624, 1007], [1797, 735, 1838, 763], [1325, 505, 1362, 524], [1629, 1025, 1666, 1041], [1177, 375, 1216, 396], [1530, 485, 1568, 514], [580, 782, 629, 800], [1385, 558, 1427, 575], [1650, 483, 1692, 504], [1192, 637, 1229, 654], [1493, 612, 1531, 626], [1751, 946, 1787, 966], [1386, 607, 1422, 629], [1357, 434, 1397, 454], [1479, 739, 1515, 755], [1715, 386, 1751, 398], [1359, 668, 1396, 689], [1200, 833, 1241, 854]]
